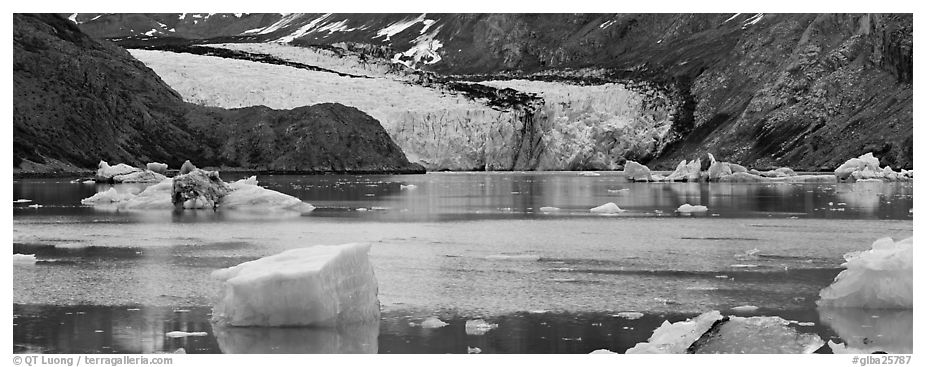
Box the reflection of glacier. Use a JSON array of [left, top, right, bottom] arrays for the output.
[[130, 46, 674, 171], [817, 307, 912, 354], [213, 322, 379, 353]]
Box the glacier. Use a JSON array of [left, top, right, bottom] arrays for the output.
[[129, 46, 676, 171], [210, 243, 380, 327], [817, 236, 912, 309]]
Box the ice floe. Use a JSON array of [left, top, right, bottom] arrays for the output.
[[464, 319, 498, 335], [730, 305, 759, 313], [590, 202, 625, 214], [13, 254, 37, 264], [13, 199, 32, 203], [676, 204, 708, 213], [165, 331, 208, 338], [211, 243, 380, 327], [817, 236, 912, 309], [625, 311, 723, 353], [691, 315, 824, 353], [420, 316, 449, 329]]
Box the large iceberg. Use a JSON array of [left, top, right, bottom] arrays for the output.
[[834, 153, 912, 182], [625, 311, 723, 353], [817, 236, 912, 309], [211, 243, 380, 327], [80, 172, 313, 213], [622, 160, 655, 181]]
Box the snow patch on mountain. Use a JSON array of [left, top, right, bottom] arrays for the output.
[[392, 26, 444, 67], [375, 13, 428, 41], [274, 13, 333, 43]]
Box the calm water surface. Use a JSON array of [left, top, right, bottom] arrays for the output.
[[12, 172, 914, 353]]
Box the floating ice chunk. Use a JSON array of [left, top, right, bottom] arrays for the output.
[[420, 316, 449, 329], [13, 254, 37, 264], [400, 184, 417, 190], [623, 160, 653, 181], [96, 160, 141, 181], [211, 243, 380, 327], [113, 170, 168, 183], [27, 204, 43, 209], [467, 346, 482, 354], [676, 204, 708, 213], [146, 162, 169, 174], [607, 188, 629, 193], [165, 331, 208, 338], [834, 152, 882, 182], [13, 199, 32, 203], [692, 316, 824, 353], [817, 236, 912, 308], [614, 311, 644, 320], [664, 159, 702, 181], [625, 311, 723, 354], [222, 178, 315, 213], [539, 206, 560, 212], [579, 171, 601, 177], [82, 180, 95, 184], [464, 319, 498, 335], [80, 188, 136, 206], [213, 322, 379, 353], [590, 349, 617, 354], [590, 202, 625, 214], [730, 305, 759, 313]]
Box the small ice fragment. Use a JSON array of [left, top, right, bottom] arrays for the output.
[[579, 171, 601, 176], [400, 184, 417, 190], [676, 204, 708, 213], [614, 311, 644, 320], [528, 310, 549, 314], [173, 309, 190, 313], [539, 206, 560, 212], [607, 188, 629, 193], [95, 330, 104, 333], [731, 305, 759, 312], [715, 275, 728, 279], [590, 202, 625, 214], [467, 346, 481, 354], [13, 254, 37, 264], [82, 180, 95, 184], [27, 204, 43, 209], [356, 208, 369, 211], [730, 264, 758, 268], [796, 321, 815, 326], [590, 349, 617, 354], [13, 199, 32, 203], [166, 331, 208, 338], [420, 316, 449, 329], [127, 308, 141, 311], [465, 319, 498, 335]]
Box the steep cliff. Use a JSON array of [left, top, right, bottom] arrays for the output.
[[14, 13, 423, 174], [74, 13, 913, 170]]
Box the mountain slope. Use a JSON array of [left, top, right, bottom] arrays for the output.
[[14, 13, 423, 174]]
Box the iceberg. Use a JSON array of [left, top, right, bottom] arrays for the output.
[[590, 202, 625, 214], [691, 316, 824, 354], [213, 321, 379, 353], [95, 160, 166, 183], [165, 331, 208, 338], [730, 305, 759, 313], [13, 253, 37, 264], [400, 184, 417, 190], [664, 159, 701, 182], [464, 319, 498, 335], [539, 206, 560, 212], [222, 176, 315, 212], [211, 243, 380, 327], [817, 236, 912, 309], [614, 311, 644, 320], [676, 204, 708, 213], [625, 311, 723, 353], [146, 162, 169, 174], [589, 349, 617, 354], [835, 152, 881, 182], [80, 187, 139, 206], [579, 171, 602, 177], [96, 160, 140, 181], [420, 316, 449, 329], [623, 160, 654, 181], [706, 154, 733, 181]]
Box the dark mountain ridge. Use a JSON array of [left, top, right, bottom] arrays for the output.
[[14, 13, 424, 174]]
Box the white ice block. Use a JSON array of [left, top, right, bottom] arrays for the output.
[[817, 236, 912, 309], [211, 243, 380, 327], [625, 311, 722, 354]]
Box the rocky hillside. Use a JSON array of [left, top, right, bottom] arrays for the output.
[[71, 13, 913, 170], [14, 13, 423, 174]]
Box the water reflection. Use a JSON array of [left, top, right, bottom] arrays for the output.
[[817, 307, 913, 354], [13, 173, 914, 221], [213, 322, 379, 353]]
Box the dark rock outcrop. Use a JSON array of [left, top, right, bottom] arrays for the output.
[[14, 14, 423, 174]]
